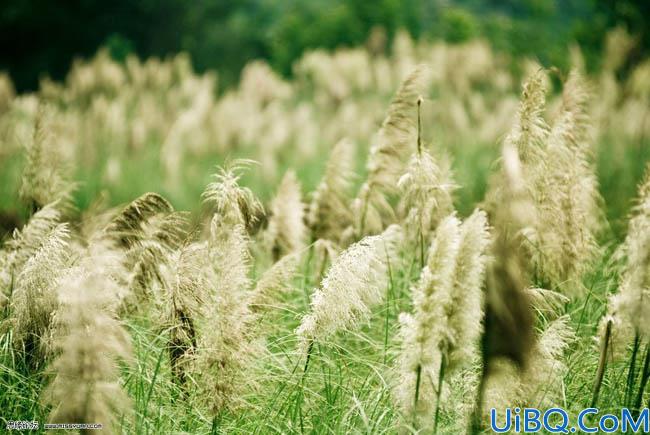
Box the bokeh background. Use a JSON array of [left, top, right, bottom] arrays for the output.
[[1, 3, 650, 432], [2, 0, 649, 91], [1, 0, 649, 240]]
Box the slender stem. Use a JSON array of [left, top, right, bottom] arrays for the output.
[[575, 287, 593, 337], [633, 343, 650, 417], [412, 364, 422, 429], [383, 249, 394, 366], [471, 368, 487, 434], [626, 333, 641, 407], [298, 382, 305, 434], [591, 319, 612, 408], [316, 248, 329, 284], [419, 226, 425, 270], [301, 244, 315, 305], [297, 340, 315, 432], [417, 97, 423, 156], [472, 308, 492, 434], [433, 355, 447, 434], [143, 346, 165, 422], [304, 340, 314, 374], [358, 192, 369, 237], [210, 414, 221, 435]]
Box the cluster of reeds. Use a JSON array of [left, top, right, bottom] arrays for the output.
[[594, 163, 650, 414], [0, 32, 649, 433]]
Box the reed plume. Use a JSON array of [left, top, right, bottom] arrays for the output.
[[265, 170, 306, 260], [8, 224, 70, 368], [394, 210, 490, 431], [307, 138, 355, 243], [605, 163, 650, 340], [1, 201, 63, 314], [353, 66, 427, 236], [252, 252, 300, 311], [43, 262, 132, 434], [191, 162, 264, 414], [397, 149, 455, 259], [529, 70, 602, 292], [473, 143, 536, 431], [166, 242, 206, 387], [296, 224, 402, 352], [202, 159, 264, 231], [19, 105, 72, 212]]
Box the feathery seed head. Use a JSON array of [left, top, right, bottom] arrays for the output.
[[19, 105, 73, 210], [9, 223, 70, 367], [296, 224, 402, 351], [483, 142, 536, 370], [265, 170, 306, 259], [43, 264, 132, 433], [605, 164, 650, 341], [252, 252, 300, 310], [506, 69, 549, 163], [398, 149, 455, 242], [202, 159, 264, 230], [308, 138, 355, 242], [354, 65, 427, 236]]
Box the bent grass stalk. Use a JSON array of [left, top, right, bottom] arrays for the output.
[[433, 354, 446, 434], [591, 318, 612, 408], [633, 344, 650, 416], [626, 333, 641, 407]]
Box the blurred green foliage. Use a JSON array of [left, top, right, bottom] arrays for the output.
[[0, 0, 648, 91]]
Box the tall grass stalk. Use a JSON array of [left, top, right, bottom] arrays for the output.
[[591, 318, 612, 408]]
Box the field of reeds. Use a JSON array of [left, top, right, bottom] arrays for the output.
[[1, 28, 650, 434]]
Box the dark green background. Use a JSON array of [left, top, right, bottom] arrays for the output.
[[1, 0, 648, 91]]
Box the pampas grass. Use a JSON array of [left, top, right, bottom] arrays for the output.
[[488, 69, 602, 293], [1, 201, 64, 316], [8, 223, 70, 368], [606, 163, 650, 340], [307, 138, 355, 243], [397, 149, 455, 263], [265, 170, 306, 260], [1, 34, 649, 433], [166, 242, 205, 387], [193, 218, 258, 414], [394, 210, 489, 431], [253, 252, 300, 311], [202, 160, 264, 230], [595, 163, 650, 410], [3, 201, 62, 274], [473, 142, 536, 431], [19, 106, 72, 211], [296, 224, 403, 352], [353, 66, 427, 236], [43, 262, 132, 433], [394, 215, 462, 431], [190, 162, 265, 415], [529, 70, 602, 292]]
